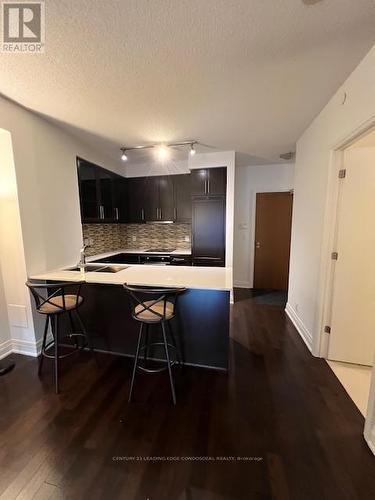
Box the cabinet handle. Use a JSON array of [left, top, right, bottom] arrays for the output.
[[114, 207, 119, 221], [207, 177, 210, 194], [174, 207, 177, 220], [156, 208, 159, 220], [159, 208, 162, 220], [141, 208, 145, 221], [99, 205, 104, 219]]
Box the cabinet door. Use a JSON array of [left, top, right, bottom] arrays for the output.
[[143, 176, 159, 221], [97, 168, 115, 220], [77, 159, 100, 222], [208, 167, 226, 195], [126, 178, 146, 223], [190, 169, 209, 196], [192, 196, 226, 267], [113, 177, 127, 222], [158, 176, 174, 221], [173, 174, 192, 221]]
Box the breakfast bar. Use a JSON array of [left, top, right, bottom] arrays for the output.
[[30, 264, 232, 370]]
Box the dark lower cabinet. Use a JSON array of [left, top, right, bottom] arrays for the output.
[[192, 196, 226, 267]]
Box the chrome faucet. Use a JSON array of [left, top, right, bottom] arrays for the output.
[[79, 241, 91, 266]]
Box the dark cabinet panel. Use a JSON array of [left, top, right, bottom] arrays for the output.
[[78, 160, 99, 221], [158, 176, 174, 221], [191, 169, 208, 196], [208, 167, 226, 196], [191, 167, 226, 196], [192, 196, 226, 267], [77, 157, 126, 223], [173, 174, 192, 222], [143, 176, 160, 221], [126, 178, 146, 223], [113, 178, 127, 222]]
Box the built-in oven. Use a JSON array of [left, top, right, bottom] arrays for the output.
[[140, 254, 171, 265]]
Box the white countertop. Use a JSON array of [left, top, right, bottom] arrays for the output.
[[87, 248, 191, 262], [30, 264, 233, 291]]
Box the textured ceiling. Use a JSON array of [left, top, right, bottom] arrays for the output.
[[1, 0, 375, 166]]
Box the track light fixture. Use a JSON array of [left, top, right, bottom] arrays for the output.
[[119, 141, 198, 162], [121, 148, 128, 161]]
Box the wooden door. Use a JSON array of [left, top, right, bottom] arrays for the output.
[[253, 192, 293, 290], [328, 147, 375, 366]]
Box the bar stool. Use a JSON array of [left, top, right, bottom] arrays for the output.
[[123, 284, 186, 405], [26, 281, 95, 394]]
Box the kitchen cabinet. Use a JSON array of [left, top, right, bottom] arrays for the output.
[[126, 177, 146, 223], [127, 175, 174, 222], [192, 196, 226, 267], [77, 157, 125, 223], [191, 167, 226, 196], [173, 174, 192, 222]]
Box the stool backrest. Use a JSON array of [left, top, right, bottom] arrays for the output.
[[25, 281, 84, 314], [123, 284, 186, 321]]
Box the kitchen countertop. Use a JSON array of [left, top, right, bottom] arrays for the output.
[[86, 248, 191, 262], [30, 264, 233, 291]]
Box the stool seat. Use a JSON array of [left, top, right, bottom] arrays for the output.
[[135, 300, 174, 322], [39, 295, 83, 314]]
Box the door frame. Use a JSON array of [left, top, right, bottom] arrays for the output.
[[252, 191, 294, 290], [316, 119, 375, 454]]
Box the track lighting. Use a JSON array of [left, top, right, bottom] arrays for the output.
[[121, 148, 128, 161], [119, 141, 198, 162]]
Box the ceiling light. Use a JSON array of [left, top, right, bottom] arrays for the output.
[[155, 144, 170, 162], [190, 143, 196, 156], [121, 148, 128, 161]]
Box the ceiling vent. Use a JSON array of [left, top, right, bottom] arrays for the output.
[[280, 151, 296, 161]]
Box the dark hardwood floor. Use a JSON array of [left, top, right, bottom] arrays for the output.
[[1, 290, 375, 499]]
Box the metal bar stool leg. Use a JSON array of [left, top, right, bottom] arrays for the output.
[[167, 322, 182, 365], [128, 323, 144, 403], [68, 311, 78, 349], [52, 315, 60, 394], [75, 308, 98, 366], [144, 324, 149, 365], [38, 314, 50, 376], [161, 322, 176, 405]]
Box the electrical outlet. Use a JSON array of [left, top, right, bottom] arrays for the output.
[[132, 236, 137, 242], [184, 236, 190, 242]]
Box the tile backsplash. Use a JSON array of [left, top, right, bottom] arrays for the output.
[[83, 223, 191, 256]]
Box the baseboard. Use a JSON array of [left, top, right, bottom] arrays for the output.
[[285, 303, 313, 352], [233, 281, 252, 288], [0, 339, 13, 360], [10, 338, 39, 357]]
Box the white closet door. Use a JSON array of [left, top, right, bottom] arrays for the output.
[[328, 147, 375, 366]]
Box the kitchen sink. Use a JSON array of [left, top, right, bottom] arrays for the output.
[[65, 265, 126, 273]]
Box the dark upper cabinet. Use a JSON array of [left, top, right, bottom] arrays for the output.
[[192, 196, 226, 267], [78, 160, 99, 221], [77, 157, 125, 223], [113, 178, 127, 222], [191, 167, 227, 196], [158, 176, 174, 221], [126, 177, 146, 223], [173, 174, 192, 222], [127, 175, 174, 222]]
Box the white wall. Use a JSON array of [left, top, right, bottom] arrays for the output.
[[0, 96, 121, 356], [287, 44, 375, 357], [234, 163, 294, 288]]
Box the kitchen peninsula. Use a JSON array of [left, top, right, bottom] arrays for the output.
[[30, 263, 232, 370]]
